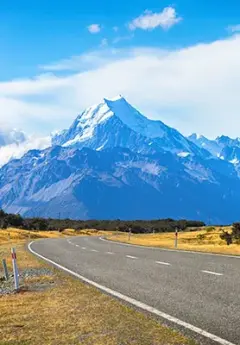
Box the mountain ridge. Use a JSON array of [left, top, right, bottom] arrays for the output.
[[52, 95, 209, 158], [1, 95, 240, 223]]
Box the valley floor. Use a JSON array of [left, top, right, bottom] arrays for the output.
[[0, 230, 195, 345], [108, 227, 240, 256]]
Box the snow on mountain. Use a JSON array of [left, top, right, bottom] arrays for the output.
[[52, 96, 207, 158], [189, 133, 240, 169], [1, 145, 240, 223], [188, 133, 222, 156], [2, 95, 240, 222]]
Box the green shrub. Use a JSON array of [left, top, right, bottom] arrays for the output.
[[220, 231, 232, 245], [196, 234, 205, 241], [232, 223, 240, 240], [205, 226, 215, 233]]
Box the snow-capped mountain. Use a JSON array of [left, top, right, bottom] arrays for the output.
[[0, 128, 26, 147], [1, 95, 240, 223], [53, 96, 208, 158], [188, 133, 240, 167]]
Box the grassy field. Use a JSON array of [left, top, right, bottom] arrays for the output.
[[0, 229, 196, 345], [0, 227, 111, 243], [108, 227, 240, 255]]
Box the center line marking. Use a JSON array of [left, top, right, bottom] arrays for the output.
[[75, 245, 79, 247], [81, 247, 86, 250], [156, 261, 171, 266], [126, 255, 138, 259], [106, 252, 114, 255], [91, 249, 98, 252], [29, 242, 237, 345], [201, 270, 223, 276]]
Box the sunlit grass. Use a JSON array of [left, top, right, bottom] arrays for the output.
[[109, 227, 240, 255], [0, 227, 111, 245]]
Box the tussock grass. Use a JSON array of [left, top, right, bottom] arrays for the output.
[[0, 227, 110, 245], [0, 233, 195, 345], [109, 227, 240, 255], [0, 270, 195, 345]]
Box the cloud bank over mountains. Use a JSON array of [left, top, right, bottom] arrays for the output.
[[1, 34, 240, 139]]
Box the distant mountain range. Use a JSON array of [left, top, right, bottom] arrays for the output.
[[1, 95, 240, 223], [188, 133, 240, 167]]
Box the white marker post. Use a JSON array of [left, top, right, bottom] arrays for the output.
[[11, 248, 19, 291], [175, 228, 178, 248]]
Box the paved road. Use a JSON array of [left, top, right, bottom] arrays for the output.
[[30, 236, 240, 345]]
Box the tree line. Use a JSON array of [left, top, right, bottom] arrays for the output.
[[0, 209, 205, 233]]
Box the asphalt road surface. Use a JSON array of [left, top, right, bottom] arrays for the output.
[[29, 236, 240, 345]]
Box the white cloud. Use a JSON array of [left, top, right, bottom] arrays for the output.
[[129, 6, 182, 31], [113, 34, 134, 44], [40, 50, 116, 72], [1, 34, 240, 139], [0, 135, 51, 167], [113, 26, 119, 32], [228, 24, 240, 33], [100, 38, 108, 47], [87, 24, 101, 34]]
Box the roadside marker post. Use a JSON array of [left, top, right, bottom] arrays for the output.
[[2, 259, 9, 281], [175, 228, 178, 248], [128, 228, 132, 241], [11, 248, 19, 291]]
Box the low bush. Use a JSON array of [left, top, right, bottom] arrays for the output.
[[196, 234, 206, 241]]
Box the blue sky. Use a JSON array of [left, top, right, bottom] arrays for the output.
[[1, 0, 239, 80], [1, 0, 240, 158]]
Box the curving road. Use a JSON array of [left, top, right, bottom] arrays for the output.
[[29, 236, 240, 345]]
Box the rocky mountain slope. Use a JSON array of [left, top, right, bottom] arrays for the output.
[[1, 96, 240, 223], [1, 145, 240, 223]]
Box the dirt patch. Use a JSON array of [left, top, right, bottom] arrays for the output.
[[0, 267, 55, 295]]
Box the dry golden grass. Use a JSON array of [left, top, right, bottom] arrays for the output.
[[0, 233, 195, 345], [109, 227, 240, 255], [0, 227, 111, 245]]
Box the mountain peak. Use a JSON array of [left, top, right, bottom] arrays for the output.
[[52, 96, 205, 157], [103, 94, 125, 102], [188, 133, 204, 141]]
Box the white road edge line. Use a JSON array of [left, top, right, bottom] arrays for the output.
[[67, 240, 74, 245], [99, 237, 240, 259], [156, 261, 171, 266], [201, 270, 223, 276], [126, 255, 138, 259], [28, 241, 236, 345]]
